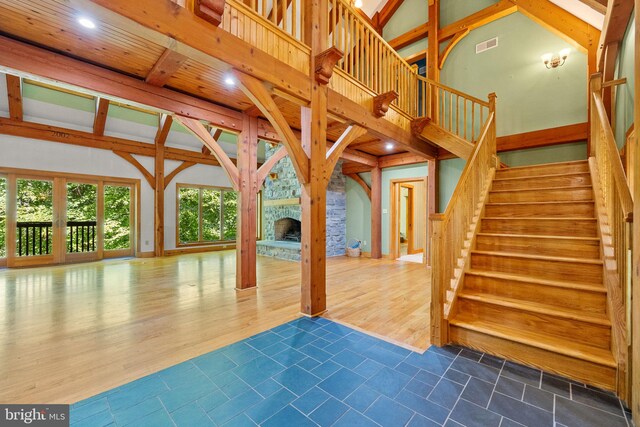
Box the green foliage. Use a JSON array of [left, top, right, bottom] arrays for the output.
[[104, 186, 131, 250], [16, 179, 53, 222], [66, 183, 97, 222], [178, 186, 237, 244]]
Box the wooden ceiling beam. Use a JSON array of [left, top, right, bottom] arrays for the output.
[[439, 0, 518, 41], [71, 0, 311, 101], [342, 162, 375, 174], [0, 117, 224, 166], [597, 0, 634, 70], [145, 48, 189, 87], [388, 23, 428, 51], [378, 152, 428, 168], [510, 0, 600, 52], [377, 0, 406, 29], [5, 74, 23, 122], [93, 97, 110, 136]]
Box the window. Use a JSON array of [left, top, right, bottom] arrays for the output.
[[177, 184, 238, 245]]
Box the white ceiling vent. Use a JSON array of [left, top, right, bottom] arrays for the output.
[[476, 37, 498, 54]]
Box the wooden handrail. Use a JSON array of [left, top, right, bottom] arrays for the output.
[[592, 91, 633, 219], [417, 76, 490, 108]]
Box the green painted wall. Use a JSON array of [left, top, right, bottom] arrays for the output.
[[440, 13, 587, 137], [499, 141, 587, 167], [346, 163, 428, 256], [23, 83, 94, 113], [615, 17, 635, 148], [439, 157, 465, 212], [440, 0, 498, 28], [383, 0, 428, 41]]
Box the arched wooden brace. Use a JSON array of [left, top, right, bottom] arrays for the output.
[[257, 146, 288, 189], [346, 173, 371, 200], [439, 29, 469, 70], [324, 125, 368, 182]]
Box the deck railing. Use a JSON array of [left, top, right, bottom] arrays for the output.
[[418, 77, 491, 143], [588, 73, 633, 401], [16, 221, 97, 256], [429, 98, 497, 346]]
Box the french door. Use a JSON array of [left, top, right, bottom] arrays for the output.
[[0, 170, 136, 268]]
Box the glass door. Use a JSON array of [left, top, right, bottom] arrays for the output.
[[65, 181, 99, 262], [103, 184, 134, 258], [0, 176, 6, 266], [13, 177, 56, 267]]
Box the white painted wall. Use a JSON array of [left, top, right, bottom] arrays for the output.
[[0, 98, 235, 253]]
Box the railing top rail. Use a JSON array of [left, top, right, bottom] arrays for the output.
[[592, 92, 633, 219], [330, 0, 416, 75], [443, 112, 495, 219], [417, 75, 491, 108]]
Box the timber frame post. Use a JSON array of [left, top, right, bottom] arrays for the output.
[[370, 165, 382, 259], [154, 114, 173, 257], [236, 114, 259, 290]]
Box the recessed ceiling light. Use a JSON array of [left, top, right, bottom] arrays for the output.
[[385, 142, 394, 150], [224, 76, 235, 86], [78, 17, 96, 29]]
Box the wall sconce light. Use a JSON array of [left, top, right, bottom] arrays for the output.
[[269, 172, 278, 181], [541, 49, 570, 69]]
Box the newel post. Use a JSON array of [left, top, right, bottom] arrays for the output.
[[429, 213, 448, 346], [589, 73, 602, 158]]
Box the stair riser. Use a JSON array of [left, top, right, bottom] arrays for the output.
[[480, 219, 598, 238], [464, 275, 607, 314], [449, 326, 616, 390], [489, 188, 593, 203], [470, 253, 603, 284], [492, 174, 592, 191], [484, 202, 595, 218], [457, 299, 611, 350], [496, 162, 589, 179], [475, 235, 600, 258]]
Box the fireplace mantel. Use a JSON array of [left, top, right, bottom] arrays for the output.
[[263, 198, 301, 207]]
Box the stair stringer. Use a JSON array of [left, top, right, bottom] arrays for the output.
[[443, 167, 496, 320], [588, 157, 629, 402]]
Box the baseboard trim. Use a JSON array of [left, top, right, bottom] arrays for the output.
[[165, 245, 236, 256], [135, 251, 155, 258]]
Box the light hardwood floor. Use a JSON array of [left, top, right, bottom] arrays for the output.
[[0, 251, 430, 404]]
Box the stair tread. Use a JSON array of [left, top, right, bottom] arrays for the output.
[[476, 233, 600, 242], [449, 315, 616, 368], [493, 171, 591, 182], [458, 291, 610, 326], [490, 185, 592, 193], [465, 269, 606, 292], [485, 201, 594, 206], [471, 250, 603, 265]]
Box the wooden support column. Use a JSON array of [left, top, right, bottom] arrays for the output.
[[632, 1, 640, 422], [427, 0, 440, 83], [370, 165, 382, 259], [300, 0, 329, 316], [6, 74, 23, 122], [236, 114, 259, 290], [427, 159, 438, 266], [154, 114, 172, 257]]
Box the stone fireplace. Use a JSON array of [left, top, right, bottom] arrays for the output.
[[275, 218, 302, 242], [257, 144, 346, 261]]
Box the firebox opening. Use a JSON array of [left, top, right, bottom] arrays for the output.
[[275, 217, 301, 243]]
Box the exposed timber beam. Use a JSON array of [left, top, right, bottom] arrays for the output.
[[510, 0, 600, 52], [341, 148, 378, 166], [577, 0, 607, 14], [175, 115, 240, 190], [439, 0, 518, 41], [326, 90, 437, 159], [378, 152, 428, 168], [376, 0, 405, 29], [325, 125, 368, 181], [164, 161, 197, 188], [496, 122, 589, 151], [5, 74, 23, 122], [154, 114, 172, 257], [93, 97, 110, 136], [439, 29, 469, 70], [114, 151, 156, 189], [68, 0, 311, 101], [346, 173, 371, 200], [597, 0, 634, 70], [234, 71, 310, 184], [427, 0, 439, 83], [388, 23, 429, 51], [257, 146, 288, 188], [145, 48, 189, 87], [342, 162, 375, 174]]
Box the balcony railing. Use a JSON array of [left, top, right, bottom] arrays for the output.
[[16, 221, 97, 256]]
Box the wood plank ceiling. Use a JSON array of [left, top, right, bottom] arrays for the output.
[[0, 0, 406, 165]]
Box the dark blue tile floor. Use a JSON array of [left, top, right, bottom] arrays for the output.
[[70, 318, 632, 427]]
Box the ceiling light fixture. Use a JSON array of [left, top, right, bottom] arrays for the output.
[[541, 48, 570, 69], [224, 76, 235, 86], [385, 142, 394, 151], [77, 17, 96, 29], [354, 0, 363, 8]]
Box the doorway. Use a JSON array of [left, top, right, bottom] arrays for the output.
[[0, 168, 138, 268], [390, 177, 428, 264]]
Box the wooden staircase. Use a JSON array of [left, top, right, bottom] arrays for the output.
[[448, 160, 618, 390]]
